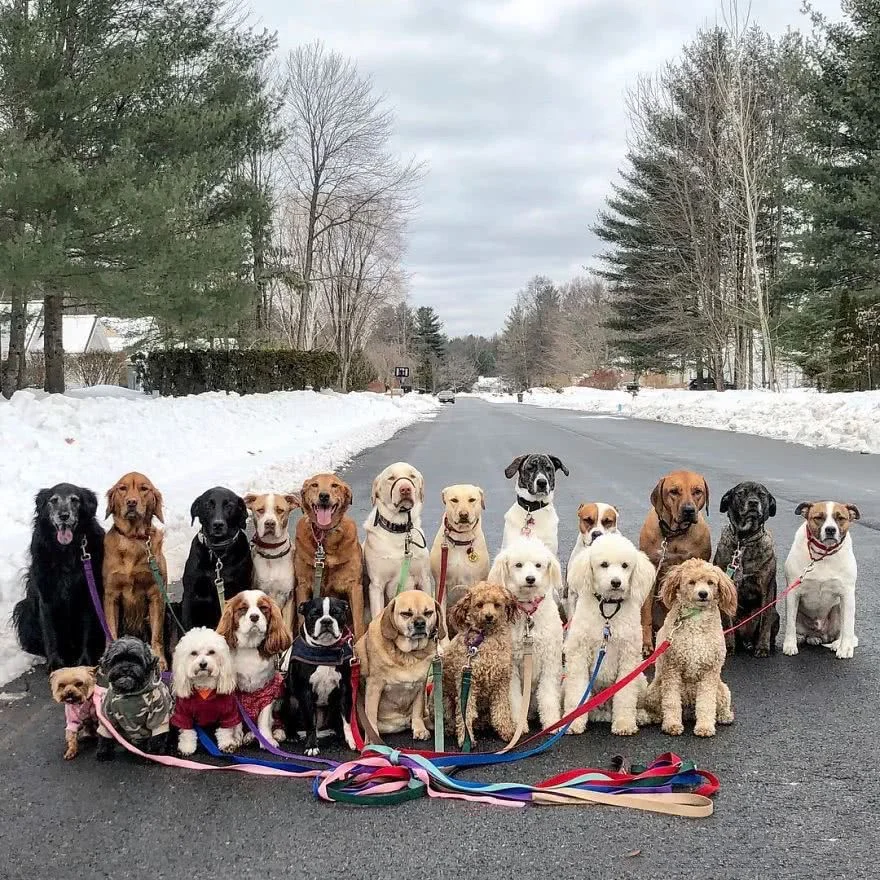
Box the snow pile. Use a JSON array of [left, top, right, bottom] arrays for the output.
[[0, 389, 438, 684], [477, 386, 880, 454]]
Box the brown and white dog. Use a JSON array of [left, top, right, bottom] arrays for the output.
[[102, 472, 169, 669], [293, 473, 365, 639], [783, 501, 860, 659], [565, 502, 620, 618], [429, 484, 489, 627], [639, 471, 711, 656], [245, 493, 298, 625]]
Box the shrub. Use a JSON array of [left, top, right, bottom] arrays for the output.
[[67, 351, 128, 387], [577, 368, 621, 390]]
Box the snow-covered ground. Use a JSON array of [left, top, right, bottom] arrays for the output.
[[473, 387, 880, 454], [0, 388, 438, 684]]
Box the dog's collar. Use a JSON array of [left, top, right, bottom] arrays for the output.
[[291, 628, 353, 666], [113, 523, 156, 541], [658, 517, 693, 539], [594, 594, 624, 623], [805, 525, 845, 562], [251, 535, 291, 559], [465, 630, 485, 655], [374, 509, 411, 534], [518, 595, 545, 617], [443, 518, 478, 546], [516, 495, 549, 514], [198, 530, 244, 556]]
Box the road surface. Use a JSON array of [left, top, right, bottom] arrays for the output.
[[2, 398, 878, 880]]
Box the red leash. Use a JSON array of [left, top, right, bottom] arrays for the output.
[[722, 571, 809, 636], [437, 543, 449, 608]]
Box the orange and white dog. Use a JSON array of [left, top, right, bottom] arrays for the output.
[[565, 502, 620, 618], [245, 493, 298, 625], [783, 501, 860, 659]]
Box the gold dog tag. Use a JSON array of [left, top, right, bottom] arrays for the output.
[[468, 550, 479, 563]]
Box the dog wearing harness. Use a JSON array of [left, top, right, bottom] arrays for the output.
[[501, 454, 569, 555]]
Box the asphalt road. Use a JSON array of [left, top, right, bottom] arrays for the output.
[[2, 398, 878, 880]]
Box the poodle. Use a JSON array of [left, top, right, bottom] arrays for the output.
[[564, 533, 656, 736], [442, 582, 520, 748], [488, 536, 563, 730], [645, 559, 737, 737]]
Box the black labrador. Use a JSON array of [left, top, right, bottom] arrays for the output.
[[181, 487, 253, 630], [13, 483, 106, 670], [713, 481, 779, 657]]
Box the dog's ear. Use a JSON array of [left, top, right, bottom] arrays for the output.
[[215, 642, 237, 695], [35, 487, 53, 515], [105, 485, 118, 520], [504, 455, 527, 480], [549, 455, 569, 477], [717, 569, 738, 619], [659, 564, 683, 610], [433, 599, 447, 642], [631, 551, 657, 606], [341, 481, 353, 510], [448, 593, 471, 633], [235, 495, 248, 531], [171, 643, 192, 699], [503, 587, 521, 624], [767, 492, 777, 518], [567, 550, 593, 598], [702, 477, 710, 514], [48, 668, 61, 694], [339, 599, 353, 629], [479, 488, 485, 510], [371, 474, 381, 506], [190, 494, 202, 527], [650, 478, 666, 517], [260, 598, 292, 659], [846, 503, 861, 521], [487, 551, 508, 588], [243, 493, 258, 509], [80, 488, 99, 521], [417, 474, 424, 504], [298, 601, 310, 617], [440, 488, 447, 506], [546, 554, 563, 595], [150, 486, 165, 524], [719, 488, 733, 515], [795, 502, 813, 519], [380, 599, 398, 642], [285, 493, 301, 511], [216, 602, 237, 649]]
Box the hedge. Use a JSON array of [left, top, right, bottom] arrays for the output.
[[139, 349, 340, 396]]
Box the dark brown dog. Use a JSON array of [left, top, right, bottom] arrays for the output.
[[293, 473, 365, 640], [638, 470, 712, 655], [103, 472, 169, 669]]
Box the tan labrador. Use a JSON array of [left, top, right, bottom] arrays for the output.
[[354, 590, 446, 741], [430, 484, 489, 629], [362, 462, 433, 620]]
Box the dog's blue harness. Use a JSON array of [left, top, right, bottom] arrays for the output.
[[290, 629, 353, 667]]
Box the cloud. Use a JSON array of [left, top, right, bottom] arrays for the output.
[[254, 0, 842, 335]]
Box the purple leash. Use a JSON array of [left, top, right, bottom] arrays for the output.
[[82, 538, 112, 642]]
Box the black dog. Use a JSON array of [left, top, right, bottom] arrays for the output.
[[95, 637, 173, 761], [13, 484, 106, 670], [181, 487, 253, 630], [504, 453, 570, 499], [713, 481, 779, 657], [284, 598, 355, 756]]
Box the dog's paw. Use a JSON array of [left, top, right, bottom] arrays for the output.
[[305, 746, 320, 757], [805, 635, 823, 647], [641, 643, 654, 659], [782, 640, 799, 656], [717, 710, 734, 726], [178, 743, 196, 757], [636, 708, 657, 726], [412, 722, 430, 741], [835, 640, 855, 659], [725, 641, 736, 656], [754, 644, 771, 659], [271, 728, 286, 743], [63, 746, 77, 760], [240, 731, 255, 746], [661, 721, 684, 736], [611, 721, 638, 737], [694, 722, 716, 737], [566, 718, 587, 735]]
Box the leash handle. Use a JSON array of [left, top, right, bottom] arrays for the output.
[[431, 655, 444, 752], [312, 543, 326, 600]]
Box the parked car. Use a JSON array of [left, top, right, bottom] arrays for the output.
[[688, 376, 736, 391], [437, 389, 456, 404]]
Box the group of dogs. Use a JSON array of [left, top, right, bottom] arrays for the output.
[[12, 453, 862, 762]]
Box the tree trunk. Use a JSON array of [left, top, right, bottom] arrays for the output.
[[43, 293, 65, 393], [1, 287, 27, 399]]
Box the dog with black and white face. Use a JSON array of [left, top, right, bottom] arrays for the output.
[[285, 597, 356, 755], [501, 454, 569, 555]]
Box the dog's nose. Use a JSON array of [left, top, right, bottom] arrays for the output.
[[536, 477, 548, 490], [412, 619, 426, 631], [610, 578, 622, 589], [697, 589, 709, 600], [318, 492, 330, 505], [58, 511, 70, 522], [747, 498, 760, 509], [211, 521, 225, 534], [458, 513, 470, 522], [483, 612, 496, 623], [590, 530, 602, 541], [249, 612, 260, 623], [198, 659, 208, 669], [126, 499, 138, 509], [525, 575, 536, 586], [682, 503, 696, 514], [264, 519, 276, 531], [398, 484, 412, 497], [824, 526, 837, 538]]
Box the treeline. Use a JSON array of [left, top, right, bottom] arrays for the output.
[[592, 2, 880, 392], [0, 2, 419, 396]]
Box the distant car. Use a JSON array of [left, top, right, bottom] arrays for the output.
[[437, 390, 456, 404], [688, 376, 736, 391]]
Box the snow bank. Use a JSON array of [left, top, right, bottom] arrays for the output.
[[476, 387, 880, 454], [0, 389, 438, 684]]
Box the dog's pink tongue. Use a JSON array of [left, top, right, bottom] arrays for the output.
[[56, 527, 74, 545], [316, 506, 333, 527]]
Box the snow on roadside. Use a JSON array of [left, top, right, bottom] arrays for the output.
[[0, 389, 438, 685], [472, 387, 880, 454]]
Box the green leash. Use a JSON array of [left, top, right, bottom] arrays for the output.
[[459, 667, 474, 753], [431, 652, 444, 752], [396, 526, 413, 595], [312, 544, 326, 600], [145, 536, 186, 636]]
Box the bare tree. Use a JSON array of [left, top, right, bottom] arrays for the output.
[[280, 41, 422, 348]]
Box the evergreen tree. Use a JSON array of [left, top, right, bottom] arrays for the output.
[[413, 305, 445, 391]]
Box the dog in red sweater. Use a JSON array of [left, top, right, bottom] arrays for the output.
[[171, 627, 240, 755]]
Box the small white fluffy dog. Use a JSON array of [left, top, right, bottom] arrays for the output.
[[565, 502, 620, 618], [363, 462, 433, 619], [783, 501, 861, 659], [171, 627, 240, 756], [488, 536, 564, 729], [564, 533, 656, 736]]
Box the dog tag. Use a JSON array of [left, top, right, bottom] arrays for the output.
[[468, 550, 479, 563]]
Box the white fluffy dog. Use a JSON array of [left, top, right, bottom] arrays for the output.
[[171, 627, 240, 756], [564, 533, 656, 736], [488, 536, 564, 729]]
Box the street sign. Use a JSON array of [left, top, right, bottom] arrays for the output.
[[394, 366, 410, 378]]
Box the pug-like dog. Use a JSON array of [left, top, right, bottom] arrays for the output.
[[354, 590, 446, 742], [713, 481, 778, 657], [95, 637, 173, 761], [501, 454, 569, 555]]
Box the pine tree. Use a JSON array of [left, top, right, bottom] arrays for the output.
[[0, 0, 276, 393], [413, 305, 445, 391]]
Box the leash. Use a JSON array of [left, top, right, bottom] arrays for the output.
[[806, 526, 844, 562], [437, 541, 449, 607], [723, 563, 813, 636], [196, 531, 239, 613], [312, 543, 326, 600], [81, 538, 112, 642], [431, 642, 444, 753], [145, 534, 187, 636], [499, 627, 533, 754], [459, 631, 484, 752]]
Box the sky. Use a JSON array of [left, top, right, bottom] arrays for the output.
[[249, 0, 843, 336]]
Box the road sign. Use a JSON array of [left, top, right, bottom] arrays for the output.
[[394, 366, 410, 378]]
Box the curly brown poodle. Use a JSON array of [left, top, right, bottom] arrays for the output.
[[442, 581, 520, 748], [645, 559, 737, 737]]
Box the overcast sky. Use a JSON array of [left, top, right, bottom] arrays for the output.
[[251, 0, 843, 336]]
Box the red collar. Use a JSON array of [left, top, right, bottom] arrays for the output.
[[805, 525, 844, 562], [251, 535, 289, 550], [518, 595, 545, 617]]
